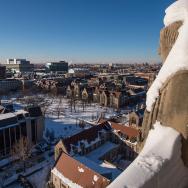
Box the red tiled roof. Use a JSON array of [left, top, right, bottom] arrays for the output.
[[109, 121, 139, 139], [98, 119, 139, 139], [54, 152, 110, 188]]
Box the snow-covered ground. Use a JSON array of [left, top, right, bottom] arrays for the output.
[[44, 97, 118, 121], [45, 118, 82, 138], [44, 97, 118, 139], [5, 149, 54, 188], [37, 95, 129, 139], [12, 94, 126, 139], [2, 94, 130, 187], [4, 92, 131, 140], [27, 161, 52, 188]]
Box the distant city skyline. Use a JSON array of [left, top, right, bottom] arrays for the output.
[[0, 0, 174, 64]]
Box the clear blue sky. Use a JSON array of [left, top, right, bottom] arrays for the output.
[[0, 0, 174, 64]]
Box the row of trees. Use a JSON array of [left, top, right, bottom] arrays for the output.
[[16, 91, 92, 119], [68, 96, 90, 113]]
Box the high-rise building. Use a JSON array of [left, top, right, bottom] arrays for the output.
[[0, 65, 6, 79], [46, 61, 68, 74], [5, 59, 34, 73]]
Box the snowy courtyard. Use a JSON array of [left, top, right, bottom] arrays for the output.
[[12, 94, 129, 140], [0, 93, 130, 188], [44, 96, 118, 139]]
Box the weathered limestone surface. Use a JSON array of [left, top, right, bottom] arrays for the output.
[[141, 21, 188, 166]]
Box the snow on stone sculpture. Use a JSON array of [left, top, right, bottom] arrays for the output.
[[146, 0, 188, 111], [108, 0, 188, 187], [108, 122, 188, 188], [141, 0, 188, 167]]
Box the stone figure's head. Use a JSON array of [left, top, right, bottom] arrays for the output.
[[158, 21, 183, 62]]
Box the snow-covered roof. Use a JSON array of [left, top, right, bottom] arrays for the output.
[[68, 69, 75, 74], [52, 152, 110, 188], [61, 124, 110, 154], [98, 119, 139, 139], [85, 141, 119, 162], [0, 109, 29, 120], [14, 109, 28, 115], [75, 156, 111, 175], [0, 112, 16, 120]]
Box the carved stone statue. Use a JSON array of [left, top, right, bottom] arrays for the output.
[[141, 19, 188, 166]]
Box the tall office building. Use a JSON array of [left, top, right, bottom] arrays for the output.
[[0, 65, 6, 79], [5, 59, 34, 73], [46, 61, 68, 74]]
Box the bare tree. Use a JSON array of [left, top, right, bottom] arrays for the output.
[[68, 97, 73, 112], [73, 98, 77, 112], [42, 97, 54, 117], [42, 102, 50, 117], [58, 95, 63, 118], [70, 97, 73, 112], [82, 99, 85, 112], [24, 94, 45, 107], [11, 137, 32, 172], [54, 95, 64, 118]]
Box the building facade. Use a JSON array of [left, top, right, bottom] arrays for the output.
[[0, 79, 22, 94], [0, 65, 6, 79], [5, 59, 34, 73], [46, 61, 68, 74], [0, 106, 44, 158], [52, 121, 139, 188]]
